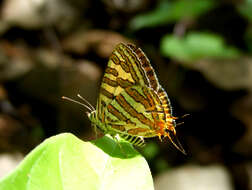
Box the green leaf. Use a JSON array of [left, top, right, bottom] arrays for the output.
[[238, 0, 252, 21], [129, 0, 215, 30], [0, 133, 154, 190], [160, 32, 240, 62], [141, 142, 160, 160]]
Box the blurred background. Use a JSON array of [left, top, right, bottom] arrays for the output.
[[0, 0, 252, 189]]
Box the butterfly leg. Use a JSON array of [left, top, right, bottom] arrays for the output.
[[93, 124, 98, 139], [158, 133, 162, 142]]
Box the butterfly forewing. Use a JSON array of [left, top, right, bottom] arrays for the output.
[[127, 44, 159, 91], [97, 43, 156, 121]]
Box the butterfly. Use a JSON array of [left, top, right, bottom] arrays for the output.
[[63, 43, 186, 154]]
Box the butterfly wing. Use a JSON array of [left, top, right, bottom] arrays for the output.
[[97, 43, 184, 150], [127, 43, 174, 119], [96, 43, 160, 122], [105, 85, 164, 137], [97, 43, 164, 133]]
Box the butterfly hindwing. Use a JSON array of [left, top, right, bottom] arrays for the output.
[[105, 85, 165, 138]]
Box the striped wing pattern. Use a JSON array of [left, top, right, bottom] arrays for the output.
[[94, 43, 185, 153]]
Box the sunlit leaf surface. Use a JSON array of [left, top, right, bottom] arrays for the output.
[[0, 133, 154, 190]]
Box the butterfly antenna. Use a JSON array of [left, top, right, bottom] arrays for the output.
[[176, 122, 184, 127], [181, 114, 190, 118], [77, 94, 95, 111], [62, 96, 93, 112]]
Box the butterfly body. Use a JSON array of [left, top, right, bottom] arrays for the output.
[[86, 43, 185, 153]]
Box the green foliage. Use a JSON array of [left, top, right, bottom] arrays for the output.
[[245, 26, 252, 53], [238, 0, 252, 21], [141, 142, 159, 160], [155, 158, 170, 173], [160, 32, 241, 62], [129, 0, 215, 30], [0, 133, 154, 190]]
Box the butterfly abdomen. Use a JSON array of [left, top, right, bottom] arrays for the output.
[[119, 134, 145, 147]]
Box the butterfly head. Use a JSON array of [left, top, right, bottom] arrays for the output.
[[87, 111, 96, 122], [156, 119, 186, 155]]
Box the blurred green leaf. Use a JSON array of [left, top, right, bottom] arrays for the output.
[[0, 133, 154, 190], [238, 0, 252, 21], [155, 158, 170, 173], [244, 26, 252, 53], [141, 142, 160, 160], [129, 0, 215, 30], [160, 32, 240, 62]]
